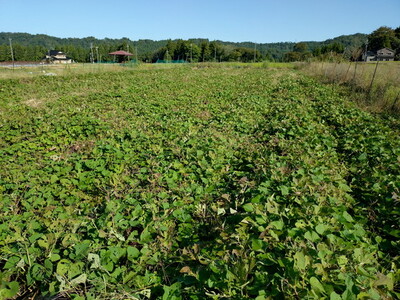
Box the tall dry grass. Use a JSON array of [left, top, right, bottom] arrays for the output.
[[298, 61, 400, 114]]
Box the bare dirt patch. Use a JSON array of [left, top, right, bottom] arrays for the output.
[[24, 98, 44, 108]]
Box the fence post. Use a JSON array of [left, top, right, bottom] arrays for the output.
[[391, 91, 400, 112], [366, 59, 379, 102]]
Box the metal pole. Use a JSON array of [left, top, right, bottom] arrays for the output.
[[9, 38, 15, 70], [190, 43, 193, 62]]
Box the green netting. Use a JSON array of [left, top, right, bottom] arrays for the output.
[[121, 60, 139, 66]]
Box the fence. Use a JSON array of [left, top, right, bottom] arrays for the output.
[[298, 61, 400, 113]]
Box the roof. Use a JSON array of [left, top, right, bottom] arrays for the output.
[[49, 50, 66, 56], [378, 47, 394, 52], [109, 50, 133, 56], [377, 48, 395, 58]]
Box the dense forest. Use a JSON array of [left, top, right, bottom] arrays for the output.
[[0, 27, 398, 63]]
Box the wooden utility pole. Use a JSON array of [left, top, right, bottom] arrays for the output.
[[90, 43, 94, 63], [367, 59, 380, 102], [254, 42, 257, 63], [9, 38, 15, 70], [95, 47, 99, 63]]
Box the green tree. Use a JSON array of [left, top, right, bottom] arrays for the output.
[[368, 26, 398, 51], [293, 42, 308, 53], [283, 51, 302, 62], [209, 41, 224, 62], [200, 41, 211, 62]]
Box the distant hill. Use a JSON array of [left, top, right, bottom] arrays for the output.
[[0, 32, 367, 62]]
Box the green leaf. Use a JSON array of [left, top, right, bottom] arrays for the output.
[[280, 185, 290, 195], [0, 281, 20, 299], [330, 291, 342, 300], [294, 251, 307, 270], [140, 227, 152, 243], [315, 223, 329, 235], [342, 211, 354, 223], [50, 174, 58, 183], [338, 183, 352, 192], [305, 231, 319, 242], [162, 282, 182, 300], [109, 246, 126, 263], [271, 220, 284, 230], [70, 274, 87, 286], [74, 240, 91, 259], [68, 262, 84, 279], [4, 256, 20, 269], [242, 203, 254, 212], [374, 273, 394, 290], [310, 276, 326, 294], [30, 263, 45, 281], [251, 239, 263, 251], [127, 246, 140, 261], [50, 253, 61, 262], [358, 152, 367, 161], [56, 259, 71, 276], [88, 253, 101, 269]]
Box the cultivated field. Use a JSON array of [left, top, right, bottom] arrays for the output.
[[0, 65, 399, 299]]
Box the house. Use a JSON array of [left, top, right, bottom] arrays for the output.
[[362, 51, 376, 62], [363, 48, 395, 62], [376, 48, 395, 61], [45, 50, 72, 64]]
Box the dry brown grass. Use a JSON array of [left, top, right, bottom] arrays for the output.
[[297, 61, 400, 114], [24, 98, 44, 108]]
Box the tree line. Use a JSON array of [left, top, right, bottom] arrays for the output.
[[0, 38, 266, 63], [150, 40, 263, 63], [283, 26, 400, 62], [1, 27, 397, 63]]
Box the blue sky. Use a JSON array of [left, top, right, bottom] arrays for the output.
[[1, 0, 399, 43]]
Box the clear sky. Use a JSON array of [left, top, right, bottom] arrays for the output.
[[1, 0, 399, 43]]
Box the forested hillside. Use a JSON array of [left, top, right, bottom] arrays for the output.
[[0, 32, 367, 62]]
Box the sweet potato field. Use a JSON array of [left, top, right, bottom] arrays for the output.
[[0, 65, 399, 299]]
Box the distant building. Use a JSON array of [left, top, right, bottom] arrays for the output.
[[376, 48, 395, 61], [44, 50, 72, 64], [362, 51, 376, 62], [363, 48, 395, 62]]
